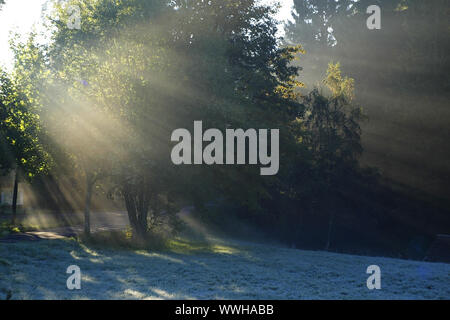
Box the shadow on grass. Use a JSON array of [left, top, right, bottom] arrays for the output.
[[2, 234, 450, 300], [0, 231, 254, 300]]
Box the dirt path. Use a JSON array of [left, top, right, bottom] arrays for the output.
[[1, 207, 209, 243], [0, 211, 129, 242]]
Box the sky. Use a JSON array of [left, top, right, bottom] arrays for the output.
[[0, 0, 295, 70], [0, 0, 49, 70]]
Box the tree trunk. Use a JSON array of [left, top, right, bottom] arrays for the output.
[[124, 185, 150, 243], [325, 211, 335, 251], [84, 173, 94, 236], [11, 169, 19, 225]]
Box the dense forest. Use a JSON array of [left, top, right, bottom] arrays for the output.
[[1, 0, 449, 260]]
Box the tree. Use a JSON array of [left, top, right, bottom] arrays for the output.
[[287, 0, 355, 47], [250, 62, 366, 249], [287, 0, 450, 199], [0, 69, 50, 224], [301, 63, 364, 250], [43, 0, 305, 241]]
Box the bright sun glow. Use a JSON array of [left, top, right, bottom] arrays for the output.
[[0, 0, 294, 70], [0, 0, 48, 70]]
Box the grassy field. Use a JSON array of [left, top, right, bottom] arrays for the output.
[[0, 235, 449, 300]]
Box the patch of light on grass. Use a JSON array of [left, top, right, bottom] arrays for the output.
[[167, 238, 239, 255], [89, 258, 104, 264], [123, 289, 148, 299], [79, 243, 100, 257], [134, 250, 185, 264], [2, 238, 450, 299], [230, 284, 247, 294], [70, 250, 81, 260], [81, 274, 97, 283], [211, 244, 238, 255], [150, 288, 176, 299]]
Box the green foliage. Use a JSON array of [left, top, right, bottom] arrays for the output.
[[0, 68, 50, 178], [40, 0, 306, 239], [0, 0, 446, 257], [303, 62, 364, 172], [0, 220, 36, 237]]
